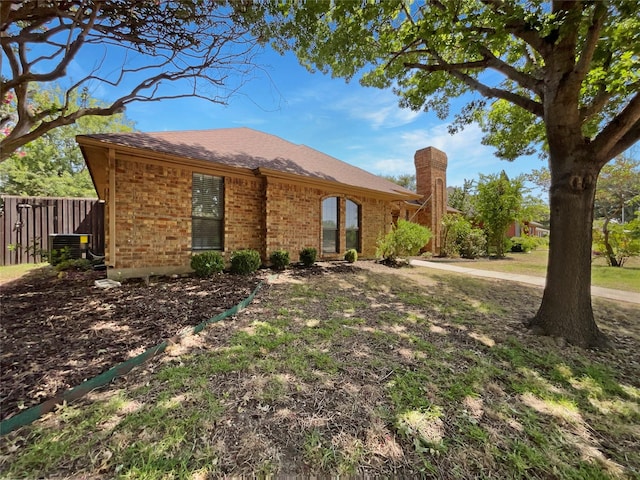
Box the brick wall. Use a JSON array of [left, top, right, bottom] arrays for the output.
[[264, 178, 391, 260], [113, 158, 192, 270], [106, 156, 398, 276], [264, 179, 323, 258], [225, 175, 265, 255]]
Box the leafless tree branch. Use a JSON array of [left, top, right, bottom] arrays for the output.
[[1, 0, 262, 161]]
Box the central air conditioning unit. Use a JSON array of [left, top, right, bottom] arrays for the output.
[[48, 234, 91, 265]]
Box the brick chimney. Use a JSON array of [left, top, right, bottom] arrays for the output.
[[414, 147, 447, 254]]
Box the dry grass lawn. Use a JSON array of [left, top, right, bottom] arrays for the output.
[[1, 262, 639, 479]]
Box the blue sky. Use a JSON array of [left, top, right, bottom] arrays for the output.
[[8, 37, 552, 191], [114, 48, 549, 191]]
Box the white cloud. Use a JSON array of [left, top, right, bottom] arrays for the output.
[[329, 90, 421, 129], [370, 157, 415, 175]]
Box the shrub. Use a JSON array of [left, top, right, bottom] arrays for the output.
[[459, 229, 487, 259], [230, 249, 262, 274], [190, 251, 225, 278], [376, 219, 432, 263], [50, 246, 72, 266], [440, 214, 470, 257], [269, 249, 290, 270], [55, 258, 92, 272], [344, 249, 358, 263], [533, 236, 549, 248], [440, 214, 487, 259], [510, 236, 538, 253], [299, 247, 317, 267]]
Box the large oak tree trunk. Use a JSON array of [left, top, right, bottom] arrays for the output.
[[529, 154, 608, 348]]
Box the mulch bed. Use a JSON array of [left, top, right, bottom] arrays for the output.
[[0, 267, 264, 422]]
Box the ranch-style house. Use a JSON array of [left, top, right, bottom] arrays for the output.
[[77, 127, 447, 279]]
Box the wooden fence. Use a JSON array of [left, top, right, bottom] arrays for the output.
[[0, 196, 105, 266]]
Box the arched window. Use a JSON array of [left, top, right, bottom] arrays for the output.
[[322, 197, 339, 253], [346, 199, 360, 251]]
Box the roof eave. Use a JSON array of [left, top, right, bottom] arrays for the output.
[[255, 167, 420, 201]]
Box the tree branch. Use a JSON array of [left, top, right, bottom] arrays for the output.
[[591, 94, 640, 164], [1, 0, 261, 161], [403, 60, 490, 72], [404, 55, 544, 117], [580, 87, 614, 122], [478, 46, 543, 97], [480, 0, 548, 57], [574, 2, 607, 82], [450, 69, 543, 117]]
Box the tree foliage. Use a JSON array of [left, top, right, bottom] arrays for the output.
[[1, 0, 260, 161], [0, 85, 135, 197], [593, 155, 640, 266], [593, 216, 640, 268], [474, 172, 525, 257], [447, 179, 475, 218], [382, 173, 416, 192], [251, 0, 640, 346], [595, 155, 640, 224]]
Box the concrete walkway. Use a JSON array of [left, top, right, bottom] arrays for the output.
[[410, 259, 640, 305]]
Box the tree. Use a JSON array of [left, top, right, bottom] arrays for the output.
[[593, 155, 640, 266], [524, 168, 552, 194], [252, 1, 640, 347], [447, 179, 475, 218], [474, 172, 524, 257], [595, 155, 640, 225], [1, 0, 260, 161], [382, 173, 416, 192], [593, 218, 640, 268], [0, 85, 135, 197], [521, 195, 551, 229]]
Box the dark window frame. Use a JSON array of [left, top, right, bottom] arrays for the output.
[[345, 199, 361, 252], [322, 196, 339, 253], [192, 173, 224, 251]]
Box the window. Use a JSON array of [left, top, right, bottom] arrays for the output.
[[322, 197, 339, 253], [346, 199, 360, 251], [192, 173, 224, 250]]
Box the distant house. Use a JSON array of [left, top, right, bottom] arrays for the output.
[[77, 128, 448, 279], [507, 220, 549, 238]]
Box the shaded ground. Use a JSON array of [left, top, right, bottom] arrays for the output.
[[0, 267, 263, 421], [1, 262, 639, 478]]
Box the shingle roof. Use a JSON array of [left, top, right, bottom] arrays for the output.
[[78, 127, 418, 198]]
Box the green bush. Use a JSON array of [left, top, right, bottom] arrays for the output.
[[190, 251, 225, 278], [376, 219, 432, 263], [299, 247, 317, 267], [269, 249, 290, 270], [510, 236, 538, 253], [230, 249, 261, 274], [440, 214, 487, 259], [533, 236, 549, 248], [55, 258, 92, 272], [459, 229, 487, 259], [50, 247, 72, 266], [344, 249, 358, 263]]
